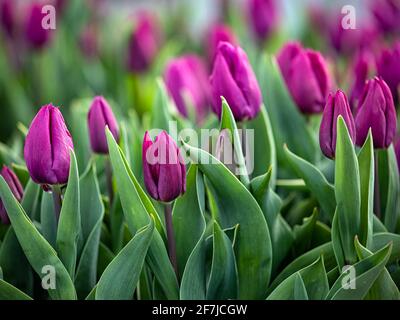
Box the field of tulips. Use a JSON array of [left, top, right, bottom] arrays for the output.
[[0, 0, 400, 302]]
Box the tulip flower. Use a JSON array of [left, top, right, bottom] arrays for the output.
[[164, 55, 211, 123], [355, 77, 397, 148], [349, 51, 372, 111], [376, 43, 400, 103], [142, 131, 186, 202], [24, 104, 74, 185], [210, 41, 262, 121], [319, 90, 356, 159], [0, 166, 23, 224], [277, 42, 331, 114], [127, 12, 161, 73], [247, 0, 277, 41], [371, 0, 400, 34], [79, 25, 98, 59], [0, 0, 14, 37], [88, 96, 119, 154], [206, 24, 237, 64], [25, 2, 52, 49]]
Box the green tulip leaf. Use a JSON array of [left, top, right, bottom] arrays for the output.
[[40, 191, 57, 248], [0, 279, 32, 300], [21, 179, 40, 220]]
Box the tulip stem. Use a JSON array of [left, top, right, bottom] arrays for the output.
[[374, 152, 381, 219], [106, 159, 114, 206], [52, 185, 62, 222], [164, 203, 178, 277]]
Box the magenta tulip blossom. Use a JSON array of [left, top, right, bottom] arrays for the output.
[[376, 42, 400, 103], [206, 24, 237, 63], [210, 41, 262, 121], [142, 131, 186, 202], [25, 2, 52, 49], [24, 104, 74, 185], [88, 96, 119, 154], [247, 0, 277, 41]]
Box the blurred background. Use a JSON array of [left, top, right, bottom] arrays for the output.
[[0, 0, 398, 146]]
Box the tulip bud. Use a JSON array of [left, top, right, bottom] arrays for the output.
[[127, 12, 161, 73], [210, 41, 262, 121], [247, 0, 277, 41], [206, 24, 237, 64], [355, 77, 397, 148], [0, 166, 23, 224], [25, 2, 52, 49], [79, 25, 98, 59], [164, 55, 210, 123], [371, 0, 400, 34], [349, 51, 372, 111], [277, 42, 331, 114], [88, 96, 119, 154], [319, 90, 356, 159], [376, 43, 400, 103], [0, 0, 14, 37], [24, 104, 74, 185], [142, 131, 186, 202]]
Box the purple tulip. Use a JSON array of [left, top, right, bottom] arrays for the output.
[[349, 51, 373, 111], [376, 42, 400, 103], [277, 42, 331, 114], [164, 55, 211, 123], [0, 0, 14, 37], [247, 0, 277, 41], [210, 41, 262, 121], [79, 25, 98, 59], [371, 0, 400, 34], [24, 104, 74, 185], [206, 24, 237, 64], [142, 131, 186, 202], [319, 90, 356, 159], [0, 166, 23, 225], [88, 96, 119, 154], [25, 2, 52, 49], [127, 12, 161, 73], [355, 77, 397, 148]]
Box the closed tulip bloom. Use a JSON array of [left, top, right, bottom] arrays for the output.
[[247, 0, 277, 41], [0, 0, 14, 37], [319, 90, 356, 159], [355, 77, 397, 148], [206, 24, 237, 63], [376, 43, 400, 103], [0, 166, 23, 224], [142, 131, 186, 202], [277, 42, 331, 114], [210, 41, 262, 121], [349, 51, 372, 111], [24, 104, 74, 185], [25, 2, 51, 49], [164, 55, 210, 123], [127, 12, 161, 73], [88, 96, 119, 154]]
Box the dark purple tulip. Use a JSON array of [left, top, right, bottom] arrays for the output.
[[0, 166, 23, 225], [164, 55, 210, 123], [247, 0, 277, 41], [79, 25, 98, 59], [277, 42, 331, 114], [376, 43, 400, 103], [349, 51, 373, 111], [127, 12, 161, 73], [371, 0, 400, 34], [0, 0, 14, 37], [210, 41, 262, 121], [319, 90, 356, 159], [88, 96, 120, 154], [142, 131, 186, 202], [25, 2, 52, 49], [206, 24, 237, 64], [355, 77, 397, 148], [24, 104, 74, 185]]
